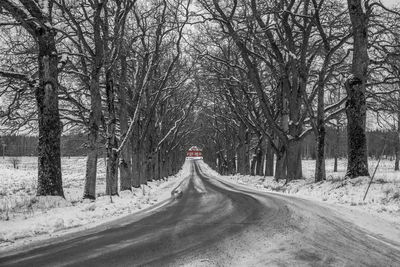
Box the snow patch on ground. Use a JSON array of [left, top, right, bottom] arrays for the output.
[[199, 159, 400, 245], [199, 159, 400, 223], [0, 157, 190, 248]]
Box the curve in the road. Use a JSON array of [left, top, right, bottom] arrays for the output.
[[0, 160, 399, 266]]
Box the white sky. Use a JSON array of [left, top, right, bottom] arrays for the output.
[[381, 0, 398, 7]]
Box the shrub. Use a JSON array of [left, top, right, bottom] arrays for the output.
[[392, 191, 400, 201], [8, 157, 21, 169]]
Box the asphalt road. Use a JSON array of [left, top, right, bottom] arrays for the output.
[[1, 160, 400, 266]]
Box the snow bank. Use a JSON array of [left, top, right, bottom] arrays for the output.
[[199, 159, 400, 222], [0, 157, 190, 247]]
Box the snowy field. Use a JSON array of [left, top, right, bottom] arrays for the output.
[[0, 157, 190, 247], [200, 158, 400, 222]]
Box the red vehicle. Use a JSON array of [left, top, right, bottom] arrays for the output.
[[186, 146, 202, 158]]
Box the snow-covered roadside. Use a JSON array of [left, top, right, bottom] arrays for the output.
[[0, 159, 191, 250], [198, 160, 400, 244]]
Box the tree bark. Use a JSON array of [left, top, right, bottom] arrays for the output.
[[255, 144, 264, 176], [105, 71, 119, 196], [217, 151, 224, 174], [286, 140, 303, 180], [334, 124, 340, 172], [156, 149, 161, 180], [84, 141, 98, 199], [345, 77, 369, 177], [133, 147, 141, 188], [36, 30, 64, 197], [118, 50, 132, 191], [145, 119, 156, 182], [315, 83, 326, 182], [265, 140, 274, 176], [237, 124, 247, 174], [131, 126, 140, 188], [275, 140, 286, 181], [315, 134, 326, 182], [139, 137, 147, 185], [244, 129, 251, 174], [160, 148, 168, 179], [250, 154, 257, 176], [395, 110, 400, 171], [83, 11, 103, 198], [227, 142, 236, 174], [345, 0, 370, 178]]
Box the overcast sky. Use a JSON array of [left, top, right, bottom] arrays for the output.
[[381, 0, 398, 7]]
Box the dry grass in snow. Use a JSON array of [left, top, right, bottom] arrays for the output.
[[0, 157, 190, 246]]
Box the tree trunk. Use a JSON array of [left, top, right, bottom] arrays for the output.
[[172, 151, 177, 174], [227, 143, 236, 174], [84, 97, 101, 198], [345, 78, 369, 177], [139, 140, 147, 185], [118, 52, 132, 191], [143, 143, 152, 183], [345, 0, 370, 178], [83, 3, 103, 199], [168, 151, 174, 175], [145, 153, 153, 182], [160, 148, 168, 179], [250, 154, 257, 176], [244, 129, 251, 174], [395, 111, 400, 171], [275, 153, 286, 181], [105, 71, 118, 196], [237, 124, 246, 174], [133, 148, 141, 188], [131, 127, 140, 188], [36, 31, 64, 197], [161, 158, 166, 179], [265, 140, 274, 176], [145, 120, 156, 182], [255, 144, 264, 176], [286, 140, 303, 180], [217, 151, 224, 174], [275, 141, 286, 181], [315, 83, 326, 182], [334, 124, 340, 172], [156, 149, 161, 180], [315, 133, 326, 182], [84, 139, 98, 199], [119, 149, 131, 190]]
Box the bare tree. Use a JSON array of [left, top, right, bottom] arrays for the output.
[[0, 0, 64, 196], [344, 0, 370, 178]]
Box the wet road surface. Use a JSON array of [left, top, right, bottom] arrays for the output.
[[1, 160, 400, 266]]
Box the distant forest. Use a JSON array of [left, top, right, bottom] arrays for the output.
[[302, 129, 398, 160], [0, 134, 88, 157], [1, 129, 397, 160]]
